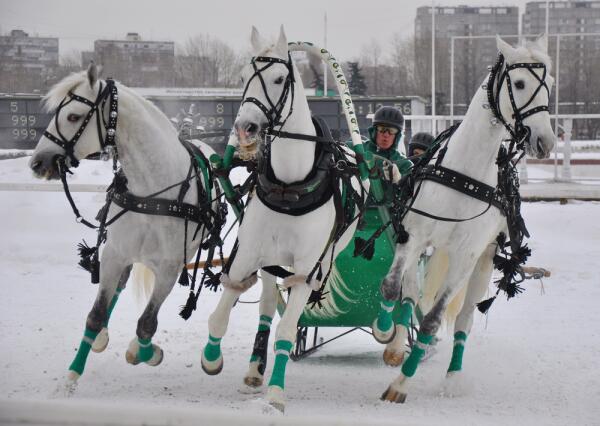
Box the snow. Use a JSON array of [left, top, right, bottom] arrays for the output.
[[1, 156, 600, 425]]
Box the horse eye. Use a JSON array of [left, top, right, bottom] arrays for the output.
[[514, 80, 525, 90], [274, 76, 284, 85], [67, 113, 82, 123]]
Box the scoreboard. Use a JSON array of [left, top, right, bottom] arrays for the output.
[[0, 96, 52, 149], [0, 94, 416, 152]]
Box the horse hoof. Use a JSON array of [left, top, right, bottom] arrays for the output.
[[383, 349, 405, 367], [146, 345, 163, 366], [244, 375, 264, 388], [54, 372, 79, 398], [372, 319, 397, 344], [266, 386, 286, 413], [125, 349, 140, 365], [201, 354, 223, 376], [269, 401, 285, 413], [381, 386, 407, 403], [92, 327, 109, 353]]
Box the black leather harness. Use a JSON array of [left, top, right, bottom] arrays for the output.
[[255, 116, 336, 216]]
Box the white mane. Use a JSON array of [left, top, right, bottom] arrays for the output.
[[43, 71, 88, 112]]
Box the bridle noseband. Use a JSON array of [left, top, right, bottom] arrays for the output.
[[487, 53, 550, 145], [241, 53, 295, 131], [43, 79, 119, 168]]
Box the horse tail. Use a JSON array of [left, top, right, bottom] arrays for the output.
[[130, 263, 155, 307], [418, 249, 466, 331]]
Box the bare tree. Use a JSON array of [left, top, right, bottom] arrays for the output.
[[176, 34, 244, 87]]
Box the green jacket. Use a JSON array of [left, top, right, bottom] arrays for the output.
[[363, 139, 413, 176]]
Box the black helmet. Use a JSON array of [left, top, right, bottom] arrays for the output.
[[408, 132, 435, 157], [373, 106, 404, 130]]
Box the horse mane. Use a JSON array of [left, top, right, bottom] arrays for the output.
[[43, 71, 88, 112]]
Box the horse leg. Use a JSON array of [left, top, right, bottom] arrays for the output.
[[124, 264, 177, 367], [67, 249, 129, 385], [382, 259, 420, 366], [374, 244, 421, 344], [265, 280, 312, 413], [201, 251, 258, 375], [92, 264, 132, 353], [381, 253, 478, 403], [447, 243, 496, 376], [243, 270, 278, 388]]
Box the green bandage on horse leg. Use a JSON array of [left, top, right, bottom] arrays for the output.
[[137, 338, 154, 363], [377, 299, 395, 332], [401, 332, 433, 378], [68, 328, 99, 375], [448, 331, 468, 373], [203, 335, 222, 362], [397, 298, 415, 328], [250, 315, 272, 363], [103, 289, 122, 327], [268, 340, 293, 389]]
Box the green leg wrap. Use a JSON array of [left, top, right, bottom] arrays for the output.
[[268, 340, 293, 389], [103, 289, 122, 327], [137, 338, 154, 363], [203, 335, 222, 362], [377, 299, 395, 332], [397, 298, 415, 328], [69, 328, 99, 375], [250, 315, 272, 363], [448, 331, 468, 373], [401, 332, 433, 378]]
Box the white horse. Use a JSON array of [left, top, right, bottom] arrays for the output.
[[376, 36, 556, 403], [200, 27, 365, 412], [29, 64, 221, 392]]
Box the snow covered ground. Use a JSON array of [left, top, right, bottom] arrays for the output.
[[1, 156, 600, 425]]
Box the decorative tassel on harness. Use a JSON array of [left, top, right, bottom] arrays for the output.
[[77, 239, 99, 283]]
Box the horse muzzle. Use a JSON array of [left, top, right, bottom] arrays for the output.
[[29, 153, 64, 180]]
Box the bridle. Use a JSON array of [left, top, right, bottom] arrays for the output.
[[43, 78, 118, 168], [487, 53, 550, 146], [241, 53, 295, 132]]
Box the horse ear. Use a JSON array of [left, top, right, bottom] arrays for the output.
[[496, 35, 517, 62], [535, 33, 548, 53], [87, 61, 98, 88], [251, 26, 265, 54], [275, 25, 288, 56]]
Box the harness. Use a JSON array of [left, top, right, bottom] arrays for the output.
[[255, 117, 337, 216], [44, 79, 227, 311]]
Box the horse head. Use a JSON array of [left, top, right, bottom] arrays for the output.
[[234, 26, 294, 160], [29, 63, 116, 179], [494, 35, 556, 159]]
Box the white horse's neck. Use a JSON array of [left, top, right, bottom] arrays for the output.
[[269, 63, 316, 184], [113, 86, 190, 196], [441, 78, 508, 186]]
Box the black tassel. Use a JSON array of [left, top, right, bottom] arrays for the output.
[[477, 296, 496, 314], [396, 225, 409, 244], [204, 271, 221, 292], [178, 267, 190, 286], [307, 285, 329, 310], [179, 291, 197, 320], [77, 240, 97, 273], [353, 237, 375, 260]]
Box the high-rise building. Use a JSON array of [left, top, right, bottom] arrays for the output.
[[523, 1, 600, 124], [91, 33, 175, 87], [0, 29, 59, 92], [415, 6, 519, 114]]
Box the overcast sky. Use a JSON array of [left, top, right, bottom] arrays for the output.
[[1, 0, 533, 60]]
